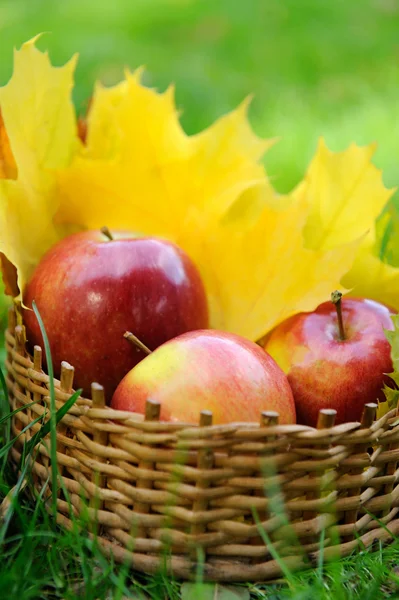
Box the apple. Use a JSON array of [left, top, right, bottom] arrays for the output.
[[23, 228, 209, 399], [262, 293, 395, 426], [111, 329, 296, 424]]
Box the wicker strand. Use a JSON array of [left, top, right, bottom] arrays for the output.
[[31, 345, 48, 474], [303, 409, 337, 522], [90, 383, 108, 514], [6, 309, 16, 434], [13, 325, 26, 431], [190, 410, 214, 560], [57, 361, 74, 483], [252, 411, 279, 547], [382, 398, 399, 518], [343, 403, 377, 539], [133, 399, 160, 539], [7, 306, 16, 334]]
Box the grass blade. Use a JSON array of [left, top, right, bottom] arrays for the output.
[[252, 506, 297, 587], [0, 451, 32, 544], [32, 301, 74, 515], [0, 364, 10, 432], [23, 389, 81, 457], [0, 400, 38, 426], [0, 414, 45, 460]]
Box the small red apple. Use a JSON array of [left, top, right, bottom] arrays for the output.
[[23, 228, 209, 399], [262, 293, 395, 426], [111, 329, 296, 424]]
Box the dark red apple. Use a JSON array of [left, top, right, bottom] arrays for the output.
[[262, 294, 395, 426], [111, 329, 296, 424], [23, 229, 209, 399]]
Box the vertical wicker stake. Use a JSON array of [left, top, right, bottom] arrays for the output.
[[32, 346, 48, 471], [14, 325, 26, 356], [343, 402, 377, 540], [7, 305, 16, 335], [260, 410, 279, 442], [60, 361, 74, 394], [259, 411, 279, 476], [256, 410, 279, 524], [13, 326, 26, 431], [253, 411, 279, 545], [13, 299, 23, 327], [23, 339, 37, 447], [90, 383, 108, 516], [6, 307, 16, 434], [33, 346, 42, 374], [303, 408, 336, 522], [190, 410, 214, 561], [33, 346, 43, 429], [6, 307, 16, 393], [57, 361, 75, 483], [134, 399, 161, 539], [383, 397, 399, 518]]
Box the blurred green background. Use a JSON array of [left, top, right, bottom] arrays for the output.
[[1, 0, 399, 194]]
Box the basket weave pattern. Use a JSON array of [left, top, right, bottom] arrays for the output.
[[5, 306, 399, 582]]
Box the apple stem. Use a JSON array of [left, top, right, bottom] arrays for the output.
[[101, 226, 114, 241], [124, 331, 152, 355], [331, 290, 346, 341]]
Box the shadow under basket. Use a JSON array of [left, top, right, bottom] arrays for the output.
[[5, 305, 399, 583]]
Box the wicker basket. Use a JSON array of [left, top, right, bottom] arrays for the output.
[[5, 304, 399, 583]]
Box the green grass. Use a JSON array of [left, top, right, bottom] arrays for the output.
[[3, 0, 399, 597]]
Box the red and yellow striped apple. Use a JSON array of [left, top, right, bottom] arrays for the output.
[[23, 229, 208, 399], [262, 294, 395, 426], [111, 329, 296, 424]]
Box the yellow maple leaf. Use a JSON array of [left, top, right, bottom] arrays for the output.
[[0, 108, 17, 180], [55, 71, 271, 238], [53, 81, 370, 339], [295, 138, 396, 332], [0, 37, 78, 295], [342, 234, 399, 309], [0, 39, 273, 302], [339, 191, 399, 311], [212, 138, 393, 341], [375, 313, 399, 420], [298, 138, 393, 252], [187, 182, 359, 341], [0, 37, 394, 345]]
